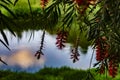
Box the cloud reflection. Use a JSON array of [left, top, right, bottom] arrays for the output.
[[0, 48, 45, 71]]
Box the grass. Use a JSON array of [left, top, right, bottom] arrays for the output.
[[0, 67, 120, 80]]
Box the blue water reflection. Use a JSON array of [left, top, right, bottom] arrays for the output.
[[0, 30, 96, 72]]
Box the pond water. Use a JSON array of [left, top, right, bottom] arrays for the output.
[[0, 30, 97, 73]]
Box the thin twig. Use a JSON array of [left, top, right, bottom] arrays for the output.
[[28, 0, 34, 26], [89, 48, 95, 69]]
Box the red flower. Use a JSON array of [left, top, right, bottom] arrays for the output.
[[96, 38, 104, 61], [40, 0, 48, 8], [95, 37, 109, 61], [73, 0, 97, 14], [75, 0, 84, 5], [108, 55, 119, 78], [108, 61, 118, 77], [74, 0, 96, 5], [96, 42, 102, 61], [70, 48, 80, 63], [56, 30, 68, 49]]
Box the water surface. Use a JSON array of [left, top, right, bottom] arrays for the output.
[[0, 30, 96, 72]]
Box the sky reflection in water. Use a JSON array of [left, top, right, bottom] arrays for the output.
[[0, 30, 96, 72]]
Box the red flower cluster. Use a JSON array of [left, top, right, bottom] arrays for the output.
[[70, 47, 80, 63], [95, 37, 119, 77], [74, 0, 84, 5], [40, 0, 48, 9], [74, 0, 96, 5], [74, 0, 96, 13], [95, 37, 109, 61], [108, 56, 119, 78], [56, 30, 68, 49], [70, 34, 80, 63]]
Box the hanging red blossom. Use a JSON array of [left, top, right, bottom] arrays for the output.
[[74, 0, 96, 6], [96, 40, 103, 61], [108, 55, 119, 78], [56, 30, 68, 49], [74, 0, 97, 14], [75, 0, 84, 5], [70, 47, 80, 63], [95, 37, 109, 61], [40, 0, 48, 9], [70, 34, 80, 63]]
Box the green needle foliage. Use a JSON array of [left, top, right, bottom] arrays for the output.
[[0, 0, 16, 50]]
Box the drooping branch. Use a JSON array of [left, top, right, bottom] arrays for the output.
[[35, 30, 45, 59]]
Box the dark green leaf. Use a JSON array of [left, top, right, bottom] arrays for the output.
[[0, 4, 16, 18], [93, 62, 100, 67], [0, 57, 7, 65], [1, 14, 16, 37], [0, 0, 9, 5], [28, 32, 33, 42], [6, 0, 13, 4], [14, 0, 19, 6], [0, 30, 9, 45], [103, 8, 111, 23], [5, 24, 16, 37], [0, 39, 10, 50], [65, 3, 74, 13], [57, 5, 61, 16], [27, 0, 34, 26], [62, 10, 73, 25], [66, 17, 73, 28]]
